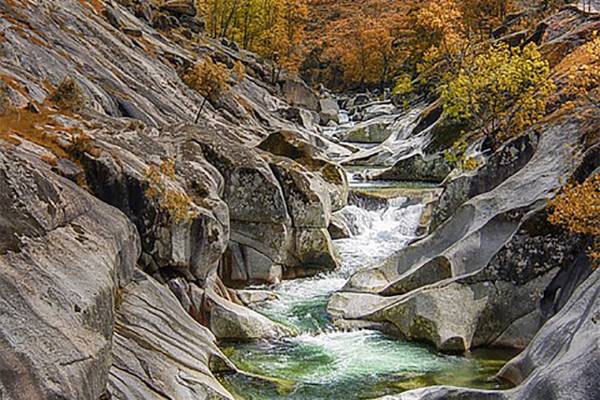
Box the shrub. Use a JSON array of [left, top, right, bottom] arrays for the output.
[[442, 43, 555, 145], [443, 138, 479, 171], [548, 174, 600, 265], [564, 33, 600, 110], [50, 77, 86, 112], [145, 159, 198, 224]]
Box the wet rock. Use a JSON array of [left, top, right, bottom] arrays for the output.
[[383, 268, 600, 400], [236, 289, 279, 306], [328, 211, 353, 239], [341, 116, 396, 143], [205, 288, 293, 340], [372, 153, 452, 182], [362, 102, 396, 120]]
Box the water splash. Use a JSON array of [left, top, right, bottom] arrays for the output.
[[254, 197, 423, 331]]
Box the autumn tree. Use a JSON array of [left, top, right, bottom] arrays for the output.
[[197, 0, 308, 72], [460, 0, 514, 34], [411, 0, 470, 89], [183, 57, 230, 121], [442, 43, 555, 145], [548, 174, 600, 266]]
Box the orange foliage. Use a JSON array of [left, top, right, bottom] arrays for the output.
[[198, 0, 308, 72], [548, 174, 600, 265]]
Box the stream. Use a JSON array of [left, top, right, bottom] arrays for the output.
[[219, 179, 517, 399]]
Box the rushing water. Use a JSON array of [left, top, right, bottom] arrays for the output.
[[219, 188, 516, 399]]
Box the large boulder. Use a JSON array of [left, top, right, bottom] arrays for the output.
[[431, 132, 540, 230], [76, 122, 230, 283], [372, 153, 452, 182], [280, 77, 320, 111], [0, 139, 139, 400], [340, 116, 397, 143], [205, 287, 293, 340], [181, 126, 345, 285], [379, 268, 600, 400]]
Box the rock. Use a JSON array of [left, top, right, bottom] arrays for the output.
[[0, 140, 139, 400], [77, 126, 230, 283], [346, 111, 592, 294], [279, 106, 320, 130], [496, 268, 600, 399], [328, 211, 353, 239], [103, 6, 122, 29], [280, 77, 320, 111], [319, 96, 340, 125], [431, 131, 540, 230], [347, 93, 371, 108], [383, 268, 600, 400], [109, 271, 235, 400], [362, 102, 396, 120], [205, 288, 293, 340], [160, 0, 197, 17], [341, 116, 396, 143], [372, 153, 452, 182], [236, 289, 279, 306], [341, 105, 431, 167], [221, 242, 284, 284], [52, 157, 85, 182], [258, 130, 348, 211]]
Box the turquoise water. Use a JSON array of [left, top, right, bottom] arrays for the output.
[[219, 194, 516, 399]]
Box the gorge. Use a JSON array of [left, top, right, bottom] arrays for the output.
[[0, 1, 599, 400]]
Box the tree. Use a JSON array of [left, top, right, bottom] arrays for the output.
[[442, 43, 555, 145], [182, 57, 230, 122], [548, 174, 600, 266], [412, 0, 470, 89], [460, 0, 514, 34], [197, 0, 308, 72]]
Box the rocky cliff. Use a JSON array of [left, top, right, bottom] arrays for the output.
[[0, 1, 598, 400]]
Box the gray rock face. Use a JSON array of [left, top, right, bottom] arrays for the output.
[[0, 141, 139, 400], [431, 132, 540, 229], [109, 272, 235, 400], [331, 107, 598, 352], [280, 77, 320, 111], [0, 1, 350, 398]]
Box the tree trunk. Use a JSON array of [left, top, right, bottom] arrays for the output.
[[194, 97, 208, 123]]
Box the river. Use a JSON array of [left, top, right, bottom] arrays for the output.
[[218, 174, 517, 399]]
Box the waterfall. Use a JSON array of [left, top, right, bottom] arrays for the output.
[[251, 194, 424, 332]]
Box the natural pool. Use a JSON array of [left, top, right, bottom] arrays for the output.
[[218, 190, 517, 400]]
